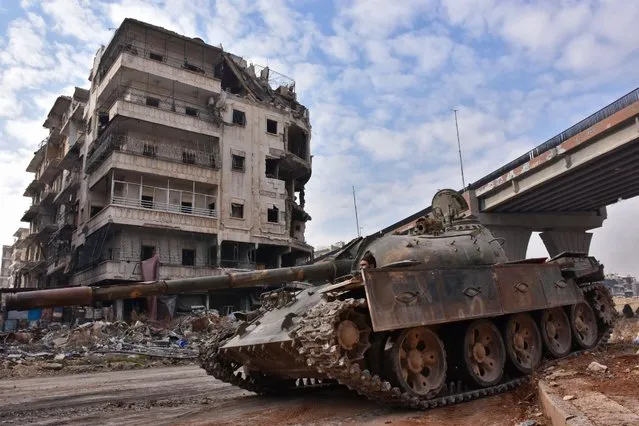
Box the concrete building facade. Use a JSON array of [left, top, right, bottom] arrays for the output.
[[14, 18, 313, 301], [0, 245, 12, 288]]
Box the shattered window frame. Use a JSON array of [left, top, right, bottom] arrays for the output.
[[232, 109, 246, 126], [266, 119, 278, 134], [231, 202, 244, 219], [231, 154, 245, 172]]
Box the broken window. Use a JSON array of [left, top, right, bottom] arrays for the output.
[[183, 61, 204, 73], [219, 62, 244, 95], [90, 205, 102, 218], [266, 119, 278, 134], [149, 52, 164, 62], [231, 154, 245, 171], [181, 201, 193, 214], [141, 195, 153, 209], [146, 97, 160, 108], [267, 206, 279, 223], [98, 113, 109, 137], [182, 249, 195, 266], [182, 151, 196, 164], [143, 143, 157, 157], [231, 203, 244, 218], [232, 109, 246, 126], [265, 158, 279, 178], [141, 245, 155, 261], [185, 107, 198, 117], [207, 246, 217, 266], [288, 124, 308, 159]]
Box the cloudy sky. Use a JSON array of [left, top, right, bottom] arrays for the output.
[[1, 0, 638, 276]]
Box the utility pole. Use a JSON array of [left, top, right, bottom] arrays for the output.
[[452, 109, 466, 189], [352, 185, 361, 237]]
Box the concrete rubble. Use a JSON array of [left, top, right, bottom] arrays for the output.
[[0, 310, 237, 378]]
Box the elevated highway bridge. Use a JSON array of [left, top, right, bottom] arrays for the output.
[[384, 88, 639, 260]]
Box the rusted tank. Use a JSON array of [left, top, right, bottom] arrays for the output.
[[4, 189, 618, 411], [197, 189, 618, 409]]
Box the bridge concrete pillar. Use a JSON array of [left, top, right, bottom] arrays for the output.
[[539, 230, 593, 258], [485, 226, 532, 261]]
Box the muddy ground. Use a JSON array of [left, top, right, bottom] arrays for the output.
[[0, 363, 545, 426], [1, 312, 635, 425]]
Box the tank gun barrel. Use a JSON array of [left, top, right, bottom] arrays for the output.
[[5, 260, 353, 311]]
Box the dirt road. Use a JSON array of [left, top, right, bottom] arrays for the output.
[[0, 365, 541, 426]]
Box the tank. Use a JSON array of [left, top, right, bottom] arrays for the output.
[[197, 189, 618, 409], [4, 189, 618, 411]]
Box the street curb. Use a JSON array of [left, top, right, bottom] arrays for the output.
[[537, 381, 594, 426]]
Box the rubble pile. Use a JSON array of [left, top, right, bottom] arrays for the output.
[[0, 310, 238, 378]]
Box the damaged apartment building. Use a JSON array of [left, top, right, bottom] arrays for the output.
[[14, 18, 314, 317]]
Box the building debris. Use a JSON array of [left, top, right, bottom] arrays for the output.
[[586, 361, 608, 373], [0, 310, 236, 378]]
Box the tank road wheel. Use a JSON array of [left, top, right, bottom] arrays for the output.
[[570, 302, 598, 349], [390, 327, 446, 398], [504, 313, 542, 374], [463, 319, 506, 387], [540, 308, 572, 358], [336, 309, 372, 362]]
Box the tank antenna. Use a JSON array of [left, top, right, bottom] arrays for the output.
[[452, 108, 466, 189], [352, 185, 361, 237]]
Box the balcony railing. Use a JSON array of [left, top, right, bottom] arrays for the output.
[[39, 157, 63, 184], [55, 171, 80, 202], [105, 86, 217, 123], [86, 132, 218, 174], [112, 196, 218, 218]]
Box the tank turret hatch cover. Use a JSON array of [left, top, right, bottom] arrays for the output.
[[431, 189, 469, 224]]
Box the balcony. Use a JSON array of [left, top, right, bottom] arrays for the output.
[[54, 172, 80, 205], [20, 204, 40, 222], [46, 244, 71, 276], [97, 50, 221, 103], [86, 194, 218, 236], [71, 259, 223, 286], [59, 132, 85, 171], [23, 179, 45, 197], [39, 157, 63, 185], [105, 87, 221, 137], [26, 139, 47, 173], [86, 133, 220, 186], [60, 100, 85, 135], [40, 188, 57, 205], [30, 215, 58, 240]]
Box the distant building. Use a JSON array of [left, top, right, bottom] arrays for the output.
[[0, 245, 12, 288], [604, 273, 638, 297], [313, 241, 346, 259]]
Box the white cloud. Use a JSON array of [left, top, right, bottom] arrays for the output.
[[41, 0, 112, 43], [0, 13, 51, 68], [337, 0, 436, 38], [1, 0, 638, 281]]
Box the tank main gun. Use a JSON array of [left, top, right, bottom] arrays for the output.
[[4, 259, 353, 311]]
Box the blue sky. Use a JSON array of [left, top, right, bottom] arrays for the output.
[[1, 0, 638, 275]]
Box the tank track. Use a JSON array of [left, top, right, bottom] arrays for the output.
[[199, 282, 617, 408], [288, 282, 617, 410]]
